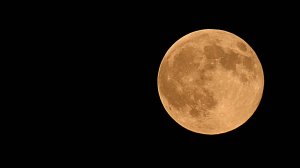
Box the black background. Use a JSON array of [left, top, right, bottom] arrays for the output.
[[84, 5, 298, 162], [11, 2, 299, 164]]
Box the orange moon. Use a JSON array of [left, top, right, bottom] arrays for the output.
[[157, 29, 264, 135]]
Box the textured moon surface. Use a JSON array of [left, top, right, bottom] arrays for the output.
[[157, 29, 264, 135]]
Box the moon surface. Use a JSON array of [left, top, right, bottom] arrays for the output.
[[157, 29, 264, 135]]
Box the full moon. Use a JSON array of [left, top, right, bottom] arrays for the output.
[[157, 29, 264, 135]]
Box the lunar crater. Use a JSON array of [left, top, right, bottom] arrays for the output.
[[237, 41, 247, 52]]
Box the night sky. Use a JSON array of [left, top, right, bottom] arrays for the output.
[[15, 2, 299, 164]]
